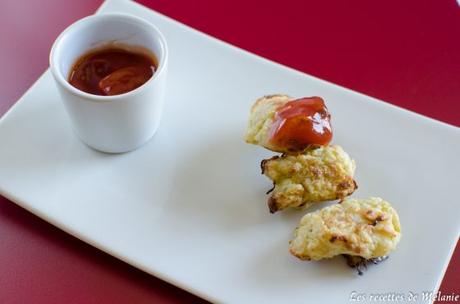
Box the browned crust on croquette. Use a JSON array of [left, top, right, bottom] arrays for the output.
[[260, 155, 280, 174], [268, 196, 279, 214]]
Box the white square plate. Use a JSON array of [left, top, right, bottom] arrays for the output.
[[0, 0, 459, 302]]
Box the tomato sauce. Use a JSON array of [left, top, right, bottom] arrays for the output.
[[68, 47, 157, 96], [270, 97, 332, 151]]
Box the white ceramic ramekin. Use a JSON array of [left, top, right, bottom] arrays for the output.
[[50, 13, 168, 153]]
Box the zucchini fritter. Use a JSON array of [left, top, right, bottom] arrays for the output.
[[262, 145, 356, 213], [289, 197, 401, 261]]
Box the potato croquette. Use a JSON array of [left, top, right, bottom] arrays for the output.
[[245, 95, 332, 153], [289, 197, 401, 261], [261, 145, 357, 213]]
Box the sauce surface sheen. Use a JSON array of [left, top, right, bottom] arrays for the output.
[[68, 48, 157, 96], [270, 97, 333, 151]]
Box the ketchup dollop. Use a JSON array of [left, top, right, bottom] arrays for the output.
[[269, 97, 332, 151]]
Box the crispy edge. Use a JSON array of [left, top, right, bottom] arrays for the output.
[[250, 94, 291, 115]]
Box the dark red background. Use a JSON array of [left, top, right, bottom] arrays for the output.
[[0, 1, 458, 303]]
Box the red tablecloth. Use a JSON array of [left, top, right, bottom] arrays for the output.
[[0, 1, 458, 303]]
